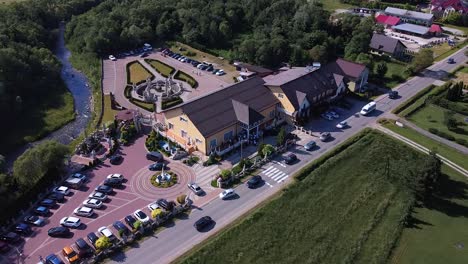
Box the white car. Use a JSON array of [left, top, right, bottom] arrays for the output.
[[74, 206, 94, 217], [215, 70, 225, 76], [60, 217, 81, 228], [219, 188, 235, 200], [187, 182, 203, 195], [107, 174, 124, 181], [336, 121, 348, 129], [109, 55, 116, 61], [133, 209, 150, 224], [98, 226, 116, 241], [89, 192, 108, 201], [71, 173, 87, 182], [147, 202, 160, 212], [53, 186, 71, 196], [83, 199, 103, 209]]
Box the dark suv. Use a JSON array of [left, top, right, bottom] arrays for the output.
[[389, 90, 398, 99], [247, 176, 262, 188], [283, 153, 298, 165], [157, 198, 175, 211], [75, 238, 94, 257], [194, 216, 213, 231]]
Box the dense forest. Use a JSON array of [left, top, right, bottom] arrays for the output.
[[66, 0, 378, 67]]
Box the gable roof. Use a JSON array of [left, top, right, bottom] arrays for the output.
[[232, 99, 265, 126], [429, 24, 442, 33], [370, 34, 406, 54], [385, 7, 434, 21], [431, 0, 468, 12], [263, 67, 317, 87], [375, 14, 401, 26], [392, 23, 430, 35], [329, 58, 367, 79], [237, 63, 273, 74], [175, 76, 278, 137]]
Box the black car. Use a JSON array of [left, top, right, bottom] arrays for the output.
[[148, 162, 166, 171], [109, 155, 123, 165], [15, 223, 32, 236], [48, 192, 65, 203], [124, 215, 137, 229], [389, 90, 399, 99], [103, 178, 122, 188], [87, 232, 99, 247], [95, 185, 113, 194], [157, 198, 174, 211], [47, 226, 70, 238], [0, 232, 20, 243], [112, 221, 130, 236], [194, 216, 213, 231], [40, 198, 56, 207], [75, 238, 94, 257], [24, 215, 45, 226], [247, 175, 262, 188], [283, 153, 298, 164]]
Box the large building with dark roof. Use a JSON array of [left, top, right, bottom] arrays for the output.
[[370, 33, 407, 58], [155, 58, 368, 155]]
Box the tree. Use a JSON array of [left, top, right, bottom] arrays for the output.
[[0, 155, 5, 173], [446, 81, 464, 101], [409, 49, 434, 73], [176, 194, 187, 205], [95, 236, 112, 251], [375, 62, 388, 80], [220, 169, 231, 180], [257, 143, 266, 156], [133, 220, 142, 231], [262, 144, 275, 159], [355, 53, 374, 71], [276, 127, 286, 146], [308, 45, 328, 63], [151, 208, 164, 219], [444, 110, 458, 131]]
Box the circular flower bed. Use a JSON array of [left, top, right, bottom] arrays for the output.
[[150, 171, 178, 188]]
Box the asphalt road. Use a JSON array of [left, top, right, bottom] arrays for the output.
[[112, 47, 468, 264]]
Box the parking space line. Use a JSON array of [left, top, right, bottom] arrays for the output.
[[108, 196, 133, 202], [265, 182, 273, 188], [85, 197, 139, 226], [117, 190, 138, 195]]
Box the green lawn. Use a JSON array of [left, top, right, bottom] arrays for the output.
[[370, 55, 410, 88], [174, 71, 198, 88], [0, 85, 75, 154], [433, 42, 468, 62], [102, 94, 119, 124], [409, 104, 468, 142], [391, 165, 468, 264], [320, 0, 354, 11], [180, 131, 432, 264], [146, 59, 175, 78], [399, 86, 441, 117], [381, 121, 468, 171], [127, 61, 152, 84]]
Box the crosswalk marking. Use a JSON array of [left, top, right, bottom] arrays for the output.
[[261, 166, 289, 183], [194, 165, 220, 188]]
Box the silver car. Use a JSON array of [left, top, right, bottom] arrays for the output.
[[74, 206, 94, 217], [187, 182, 203, 195], [83, 199, 103, 209], [89, 192, 108, 201]]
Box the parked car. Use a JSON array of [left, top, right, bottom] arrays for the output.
[[95, 185, 113, 194], [389, 90, 399, 99], [48, 192, 65, 203], [124, 215, 137, 229], [107, 173, 124, 181], [34, 206, 50, 216], [83, 199, 103, 209], [70, 173, 87, 182], [283, 153, 298, 165], [45, 253, 64, 264], [187, 182, 203, 195], [193, 216, 213, 231], [212, 69, 219, 74], [108, 55, 116, 61], [147, 202, 160, 212], [172, 150, 188, 160], [48, 227, 70, 238], [103, 178, 122, 188], [156, 198, 174, 211], [23, 215, 44, 226], [60, 217, 81, 228], [53, 186, 71, 196], [74, 206, 94, 217], [65, 177, 84, 189], [75, 238, 94, 257], [109, 155, 123, 165], [98, 227, 116, 241], [40, 198, 57, 207], [14, 223, 32, 236], [304, 141, 317, 151], [319, 132, 331, 142], [149, 162, 166, 171], [447, 57, 455, 64], [62, 246, 79, 263], [112, 221, 130, 237], [133, 210, 150, 224], [87, 232, 99, 247], [247, 175, 262, 188], [215, 70, 225, 76], [336, 121, 348, 129], [321, 113, 334, 121], [0, 241, 10, 253], [219, 189, 235, 200], [89, 191, 108, 201], [139, 52, 148, 58], [0, 232, 20, 243], [146, 151, 163, 161]]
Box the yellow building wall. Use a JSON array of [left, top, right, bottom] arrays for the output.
[[267, 85, 296, 114], [163, 108, 206, 152], [348, 81, 356, 92], [205, 124, 239, 153]]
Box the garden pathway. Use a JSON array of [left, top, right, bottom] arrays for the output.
[[138, 59, 167, 80]]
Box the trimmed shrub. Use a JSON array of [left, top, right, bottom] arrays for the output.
[[393, 85, 435, 115], [174, 71, 198, 88], [455, 138, 468, 147], [161, 96, 183, 110], [176, 194, 187, 204]]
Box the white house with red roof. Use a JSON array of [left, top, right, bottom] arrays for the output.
[[430, 0, 468, 18]]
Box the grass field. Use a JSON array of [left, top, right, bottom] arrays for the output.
[[0, 86, 75, 154], [174, 71, 198, 88], [433, 42, 467, 62], [399, 86, 441, 117], [391, 165, 468, 264], [320, 0, 354, 11], [146, 59, 175, 78], [381, 121, 468, 171], [128, 61, 152, 84], [370, 55, 410, 88], [180, 131, 431, 264], [102, 94, 119, 123], [408, 104, 468, 142]]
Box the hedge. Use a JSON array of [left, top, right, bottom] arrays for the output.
[[145, 59, 175, 78], [393, 85, 435, 115], [161, 96, 183, 110], [126, 61, 154, 85], [174, 70, 198, 89], [428, 128, 456, 141]]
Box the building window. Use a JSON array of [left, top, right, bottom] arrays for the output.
[[224, 131, 233, 141], [181, 130, 187, 138], [278, 93, 284, 98], [210, 139, 217, 148], [168, 123, 174, 129], [180, 116, 188, 122]]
